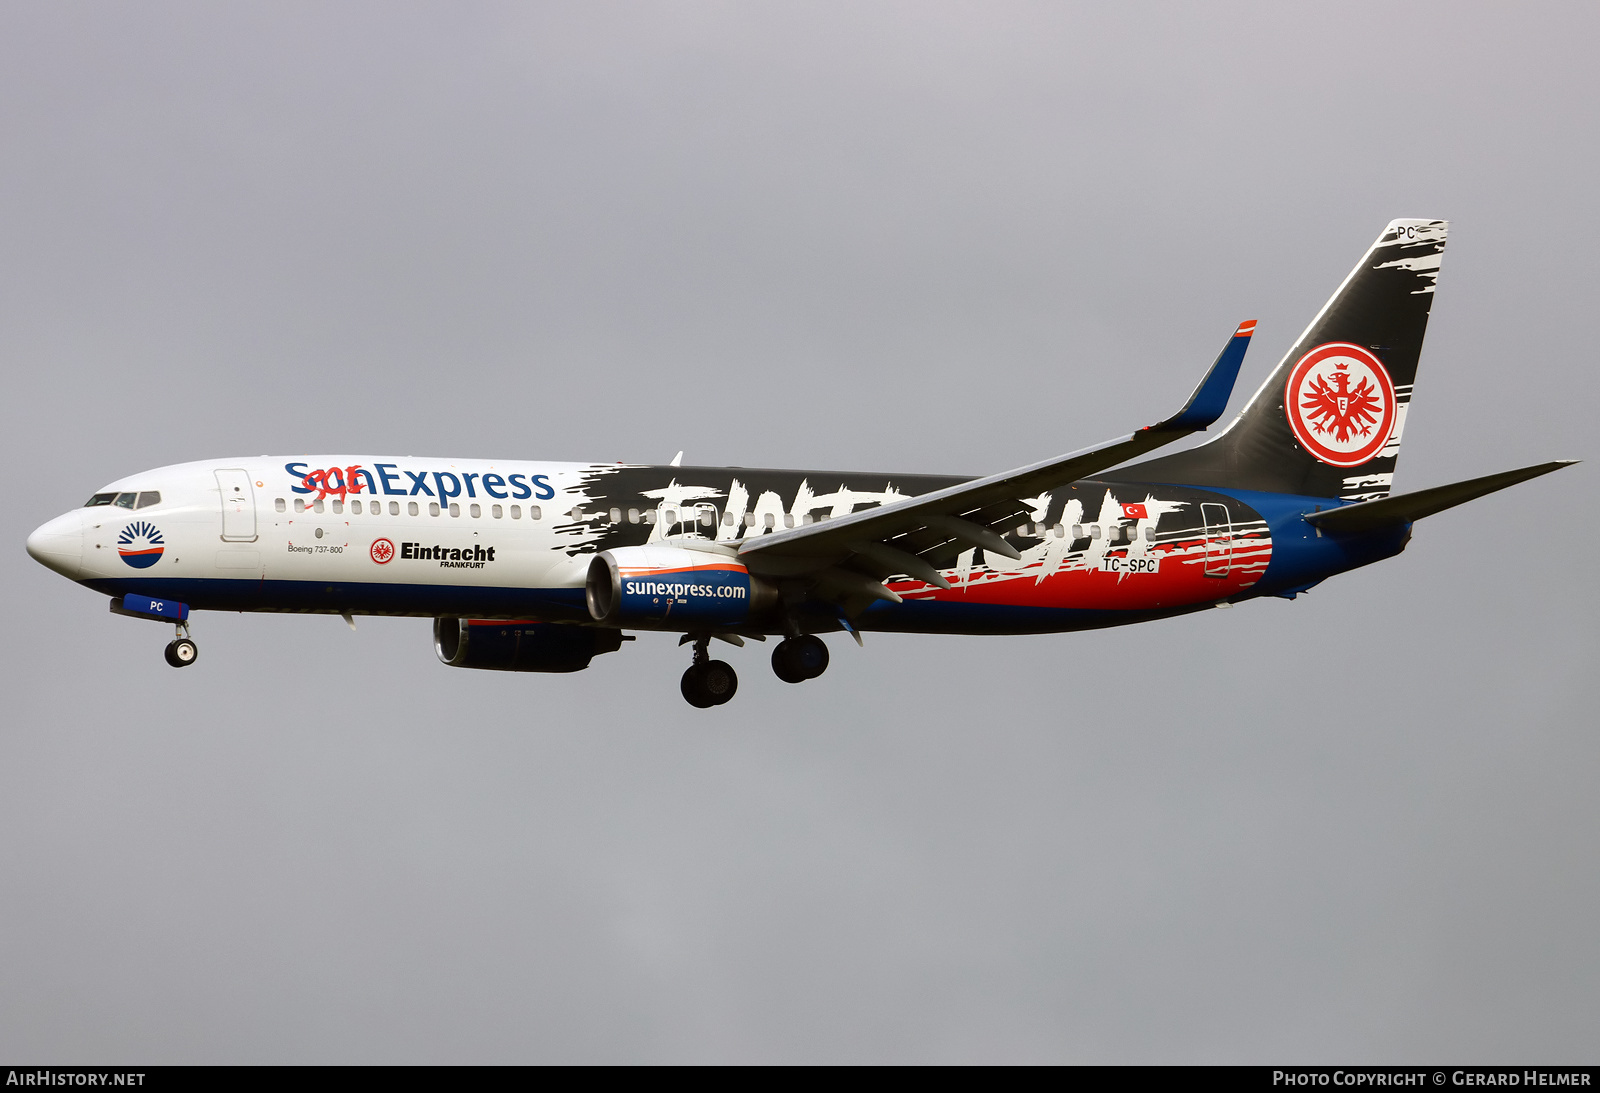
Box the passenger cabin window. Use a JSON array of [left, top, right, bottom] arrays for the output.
[[491, 504, 502, 519], [294, 498, 306, 513], [784, 514, 795, 528], [390, 501, 400, 516], [313, 499, 325, 514], [351, 500, 362, 514], [332, 500, 343, 514], [85, 493, 118, 507], [429, 502, 440, 516], [530, 505, 542, 520], [1144, 526, 1155, 543], [409, 502, 420, 516], [113, 493, 137, 509], [628, 508, 641, 524], [510, 505, 521, 519], [469, 503, 480, 518], [275, 498, 286, 513], [449, 503, 460, 517], [136, 491, 161, 509]]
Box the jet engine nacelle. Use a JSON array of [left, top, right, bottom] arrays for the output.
[[434, 618, 624, 673], [586, 546, 777, 628]]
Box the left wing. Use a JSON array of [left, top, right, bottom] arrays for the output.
[[736, 321, 1256, 610]]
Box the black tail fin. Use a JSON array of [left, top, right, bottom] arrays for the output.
[[1122, 219, 1448, 500]]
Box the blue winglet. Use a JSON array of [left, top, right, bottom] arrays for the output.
[[1158, 319, 1255, 431]]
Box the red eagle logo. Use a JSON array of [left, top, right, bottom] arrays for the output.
[[1283, 343, 1397, 467], [1299, 368, 1384, 446], [370, 538, 395, 564]]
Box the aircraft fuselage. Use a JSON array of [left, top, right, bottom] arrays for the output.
[[30, 455, 1406, 636]]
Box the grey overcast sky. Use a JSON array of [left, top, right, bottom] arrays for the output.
[[2, 1, 1596, 1064]]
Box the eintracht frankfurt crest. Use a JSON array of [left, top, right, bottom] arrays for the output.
[[1284, 342, 1397, 467]]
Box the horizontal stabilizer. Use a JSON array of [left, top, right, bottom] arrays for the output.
[[1304, 460, 1578, 534]]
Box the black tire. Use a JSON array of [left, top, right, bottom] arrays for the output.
[[701, 660, 738, 705], [164, 638, 198, 668], [771, 640, 808, 684], [793, 634, 829, 679], [680, 663, 716, 708]]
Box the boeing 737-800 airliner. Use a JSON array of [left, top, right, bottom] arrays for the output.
[[26, 220, 1577, 707]]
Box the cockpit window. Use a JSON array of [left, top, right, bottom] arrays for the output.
[[136, 491, 161, 509], [85, 493, 118, 507], [113, 493, 137, 509]]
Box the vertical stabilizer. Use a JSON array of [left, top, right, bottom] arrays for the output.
[[1122, 219, 1447, 500]]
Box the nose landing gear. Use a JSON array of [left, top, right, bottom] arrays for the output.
[[681, 634, 738, 708], [771, 634, 828, 683], [164, 623, 198, 668]]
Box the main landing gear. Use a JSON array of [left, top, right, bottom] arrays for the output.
[[771, 634, 828, 684], [681, 635, 738, 708], [164, 623, 198, 668], [677, 633, 830, 708]]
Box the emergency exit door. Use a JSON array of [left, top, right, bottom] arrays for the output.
[[216, 469, 257, 542]]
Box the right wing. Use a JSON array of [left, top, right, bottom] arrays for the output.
[[736, 321, 1257, 611]]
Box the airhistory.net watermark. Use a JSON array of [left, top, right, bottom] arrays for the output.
[[5, 1073, 145, 1087]]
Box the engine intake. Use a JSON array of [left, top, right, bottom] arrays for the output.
[[434, 618, 624, 673], [586, 546, 777, 628]]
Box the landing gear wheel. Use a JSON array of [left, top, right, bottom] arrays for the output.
[[164, 638, 198, 668], [772, 635, 828, 683], [681, 659, 738, 707], [681, 663, 715, 708], [701, 659, 737, 704]]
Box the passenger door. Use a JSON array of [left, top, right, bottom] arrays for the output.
[[216, 468, 258, 542], [1201, 502, 1232, 578]]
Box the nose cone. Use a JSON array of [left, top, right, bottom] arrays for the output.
[[27, 511, 83, 579]]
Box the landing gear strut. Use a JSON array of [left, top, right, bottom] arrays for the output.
[[164, 622, 198, 668], [681, 634, 738, 708], [772, 634, 828, 683]]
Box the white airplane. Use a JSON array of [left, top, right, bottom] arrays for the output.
[[26, 221, 1575, 707]]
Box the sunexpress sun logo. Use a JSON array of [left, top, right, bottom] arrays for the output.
[[117, 521, 165, 569]]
